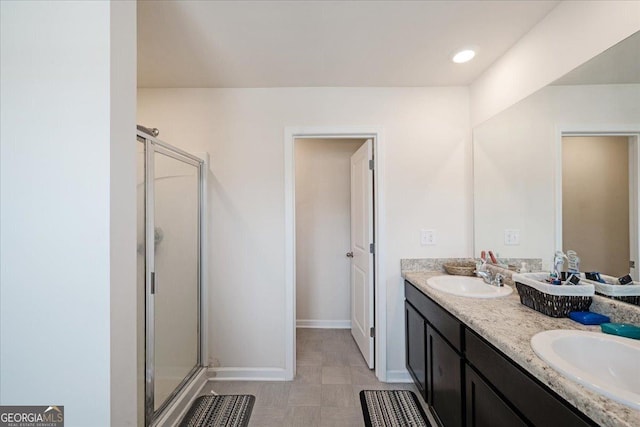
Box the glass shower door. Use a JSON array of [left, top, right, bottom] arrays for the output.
[[140, 133, 204, 426], [151, 149, 201, 412]]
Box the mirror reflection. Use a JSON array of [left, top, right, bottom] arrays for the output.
[[473, 31, 640, 280]]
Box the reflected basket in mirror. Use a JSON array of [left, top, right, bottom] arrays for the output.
[[581, 274, 640, 307]]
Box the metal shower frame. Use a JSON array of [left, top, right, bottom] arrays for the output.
[[137, 130, 205, 426]]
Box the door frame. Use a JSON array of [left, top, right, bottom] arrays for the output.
[[555, 126, 640, 279], [284, 126, 387, 381]]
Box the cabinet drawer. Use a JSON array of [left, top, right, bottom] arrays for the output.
[[405, 281, 462, 352], [465, 329, 594, 427]]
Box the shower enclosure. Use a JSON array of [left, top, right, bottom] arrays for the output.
[[137, 128, 205, 426]]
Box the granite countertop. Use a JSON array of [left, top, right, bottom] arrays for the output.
[[403, 271, 640, 427]]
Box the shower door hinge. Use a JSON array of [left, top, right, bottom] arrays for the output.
[[369, 159, 374, 170], [631, 260, 636, 269], [369, 243, 375, 254], [150, 272, 156, 294], [370, 327, 375, 338]]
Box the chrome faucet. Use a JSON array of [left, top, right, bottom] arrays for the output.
[[476, 258, 491, 284], [475, 259, 505, 287], [491, 273, 505, 287]]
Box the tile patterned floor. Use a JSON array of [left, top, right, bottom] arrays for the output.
[[200, 328, 428, 426]]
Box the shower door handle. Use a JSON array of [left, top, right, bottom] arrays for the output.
[[150, 272, 156, 294]]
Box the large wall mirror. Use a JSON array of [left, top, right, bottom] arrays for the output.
[[473, 31, 640, 279]]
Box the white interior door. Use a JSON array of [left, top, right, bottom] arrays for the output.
[[349, 139, 374, 368]]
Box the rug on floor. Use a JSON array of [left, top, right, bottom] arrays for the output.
[[179, 394, 255, 427], [359, 390, 430, 427]]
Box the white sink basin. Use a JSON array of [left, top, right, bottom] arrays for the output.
[[531, 329, 640, 410], [426, 275, 513, 298]]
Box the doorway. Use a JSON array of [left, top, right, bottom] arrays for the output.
[[559, 133, 640, 280], [295, 138, 365, 330], [284, 127, 387, 382], [294, 138, 373, 370]]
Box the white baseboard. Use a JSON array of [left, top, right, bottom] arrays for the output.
[[207, 367, 287, 381], [296, 319, 351, 329], [206, 366, 412, 385], [385, 370, 413, 383], [153, 367, 208, 427]]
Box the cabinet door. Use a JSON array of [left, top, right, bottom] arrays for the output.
[[405, 302, 427, 398], [428, 326, 462, 427], [465, 330, 593, 427], [465, 364, 527, 427]]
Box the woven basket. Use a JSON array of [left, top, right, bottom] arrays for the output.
[[580, 274, 640, 307], [595, 293, 640, 307], [515, 282, 592, 317], [443, 262, 476, 277]]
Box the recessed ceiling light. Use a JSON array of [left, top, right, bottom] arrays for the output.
[[452, 49, 476, 64]]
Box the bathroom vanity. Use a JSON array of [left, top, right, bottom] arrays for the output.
[[404, 271, 640, 427]]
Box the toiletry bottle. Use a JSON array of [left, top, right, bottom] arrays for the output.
[[567, 250, 580, 274]]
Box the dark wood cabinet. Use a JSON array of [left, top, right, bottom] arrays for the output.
[[465, 329, 593, 427], [405, 282, 463, 427], [428, 326, 462, 427], [405, 280, 597, 427], [404, 281, 462, 351], [405, 301, 427, 398], [465, 364, 526, 427]]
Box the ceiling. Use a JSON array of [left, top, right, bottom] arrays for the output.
[[137, 0, 559, 88], [552, 30, 640, 86]]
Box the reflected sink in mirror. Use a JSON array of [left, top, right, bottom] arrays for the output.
[[426, 275, 513, 298], [531, 329, 640, 410]]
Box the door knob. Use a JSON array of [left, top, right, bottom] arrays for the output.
[[346, 252, 354, 258]]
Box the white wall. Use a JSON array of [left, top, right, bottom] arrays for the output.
[[109, 1, 139, 426], [470, 1, 640, 126], [295, 138, 365, 327], [0, 1, 137, 426], [474, 84, 640, 264], [138, 87, 472, 376]]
